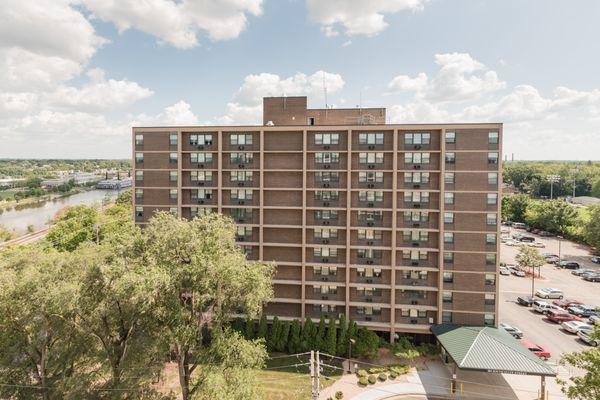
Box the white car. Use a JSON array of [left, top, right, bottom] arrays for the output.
[[505, 239, 520, 246], [528, 241, 546, 248], [533, 301, 562, 314], [589, 315, 600, 325], [561, 321, 591, 334], [499, 266, 510, 275], [578, 328, 599, 346], [536, 288, 564, 299]]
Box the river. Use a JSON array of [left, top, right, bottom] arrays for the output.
[[0, 189, 121, 234]]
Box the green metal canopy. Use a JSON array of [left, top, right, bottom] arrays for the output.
[[431, 324, 556, 377]]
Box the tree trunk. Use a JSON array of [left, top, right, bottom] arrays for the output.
[[177, 346, 191, 400], [39, 345, 50, 400]]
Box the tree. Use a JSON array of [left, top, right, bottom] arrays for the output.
[[277, 322, 290, 353], [301, 318, 316, 351], [257, 314, 268, 340], [245, 317, 255, 340], [324, 317, 337, 355], [336, 314, 347, 357], [353, 328, 380, 359], [558, 327, 600, 400], [394, 337, 420, 371], [526, 200, 578, 235], [143, 212, 274, 400], [46, 205, 99, 251], [501, 194, 530, 222], [316, 315, 327, 351], [584, 205, 600, 250], [268, 317, 281, 352], [288, 320, 301, 353], [591, 177, 600, 198], [346, 320, 358, 357], [515, 245, 546, 277]]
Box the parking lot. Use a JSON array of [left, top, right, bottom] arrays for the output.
[[499, 227, 600, 362]]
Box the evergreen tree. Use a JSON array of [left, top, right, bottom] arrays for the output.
[[277, 322, 290, 352], [336, 314, 347, 356], [346, 320, 358, 357], [268, 317, 281, 352], [288, 320, 302, 353], [325, 317, 337, 355], [257, 314, 268, 340], [245, 317, 254, 340], [316, 315, 327, 351], [232, 317, 245, 334], [301, 318, 316, 351]]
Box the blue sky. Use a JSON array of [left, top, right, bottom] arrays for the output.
[[1, 0, 599, 159]]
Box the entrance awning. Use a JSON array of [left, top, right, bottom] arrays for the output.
[[431, 324, 556, 377]]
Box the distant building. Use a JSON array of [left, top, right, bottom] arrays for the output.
[[0, 178, 25, 188], [96, 177, 132, 190], [42, 172, 103, 188]]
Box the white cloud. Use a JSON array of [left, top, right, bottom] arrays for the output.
[[219, 70, 345, 124], [307, 0, 427, 37], [388, 72, 428, 92], [132, 101, 200, 126], [81, 0, 263, 49]]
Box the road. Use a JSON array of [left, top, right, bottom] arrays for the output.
[[498, 228, 600, 362]]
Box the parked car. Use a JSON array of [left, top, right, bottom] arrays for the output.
[[571, 269, 595, 276], [558, 261, 580, 269], [542, 253, 559, 258], [591, 256, 600, 264], [583, 273, 600, 282], [513, 222, 528, 230], [533, 301, 562, 314], [561, 321, 591, 334], [577, 328, 599, 346], [539, 231, 554, 237], [511, 267, 526, 277], [505, 239, 521, 247], [502, 221, 513, 226], [500, 323, 524, 338], [517, 296, 535, 307], [588, 315, 600, 325], [499, 266, 510, 275], [568, 305, 599, 317], [528, 241, 545, 248], [535, 288, 564, 299], [519, 236, 536, 243], [553, 298, 583, 308], [547, 310, 582, 323], [546, 256, 560, 264], [522, 340, 551, 360]]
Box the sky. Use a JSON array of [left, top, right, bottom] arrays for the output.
[[1, 0, 599, 160]]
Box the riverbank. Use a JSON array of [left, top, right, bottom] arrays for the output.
[[0, 186, 94, 212]]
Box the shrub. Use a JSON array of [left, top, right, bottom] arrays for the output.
[[367, 375, 376, 385], [327, 398, 333, 400], [358, 377, 368, 386], [378, 373, 387, 382], [389, 364, 410, 375], [368, 367, 386, 374], [357, 369, 368, 378], [335, 391, 344, 399], [389, 371, 398, 380]]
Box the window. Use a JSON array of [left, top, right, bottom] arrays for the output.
[[314, 247, 338, 258], [484, 314, 495, 326], [192, 171, 212, 182], [443, 271, 453, 283], [308, 117, 315, 126], [169, 171, 178, 182], [359, 191, 383, 202], [356, 267, 382, 278], [488, 172, 498, 185], [444, 232, 454, 244], [191, 152, 213, 164], [488, 152, 499, 164], [231, 152, 253, 164], [487, 193, 498, 205], [190, 134, 213, 146], [315, 152, 340, 164], [445, 131, 455, 144], [444, 172, 455, 184], [402, 270, 428, 280], [359, 171, 383, 183], [135, 134, 143, 145], [358, 229, 382, 240], [405, 133, 431, 145], [169, 133, 178, 146], [404, 152, 430, 164], [405, 172, 430, 184], [358, 249, 381, 259], [486, 213, 497, 225], [313, 285, 337, 295], [402, 250, 428, 261], [135, 188, 143, 199], [444, 212, 454, 224], [403, 231, 429, 242], [358, 210, 382, 221], [135, 153, 144, 163], [486, 253, 496, 265], [404, 191, 429, 203], [442, 291, 453, 303], [358, 133, 384, 145], [485, 274, 496, 286], [486, 233, 497, 245], [359, 152, 384, 164], [315, 190, 339, 201], [169, 207, 178, 215], [191, 207, 212, 218], [231, 171, 252, 182], [314, 266, 338, 276], [444, 192, 454, 205], [445, 152, 455, 164], [230, 134, 253, 145], [316, 172, 340, 183], [169, 153, 178, 163], [135, 170, 143, 181], [442, 311, 452, 323], [488, 131, 499, 144], [315, 210, 338, 220], [135, 206, 143, 217], [236, 226, 252, 238], [485, 293, 496, 306], [403, 211, 429, 222], [314, 228, 338, 239], [443, 252, 453, 263], [314, 133, 339, 145], [231, 189, 253, 200], [169, 189, 178, 200]]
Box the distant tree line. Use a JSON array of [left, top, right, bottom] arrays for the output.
[[0, 159, 131, 179]]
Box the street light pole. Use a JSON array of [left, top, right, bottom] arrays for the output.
[[546, 174, 560, 200], [558, 236, 563, 266], [572, 168, 579, 198], [347, 338, 355, 374]]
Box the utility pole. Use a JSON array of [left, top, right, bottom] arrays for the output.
[[310, 350, 320, 400], [572, 168, 579, 198], [546, 175, 560, 199]]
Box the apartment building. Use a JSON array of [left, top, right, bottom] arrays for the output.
[[132, 96, 502, 340]]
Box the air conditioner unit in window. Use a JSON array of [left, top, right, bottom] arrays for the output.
[[412, 223, 420, 227], [366, 241, 373, 245], [411, 261, 419, 266], [322, 258, 329, 263], [238, 200, 245, 205], [366, 279, 373, 283], [366, 298, 372, 303], [239, 164, 245, 168], [322, 239, 329, 244], [324, 145, 330, 150], [198, 182, 205, 186], [368, 165, 374, 169], [367, 222, 374, 226], [199, 164, 204, 168], [198, 145, 205, 150], [365, 316, 372, 321], [412, 242, 419, 247], [366, 260, 373, 265], [413, 204, 421, 208], [322, 277, 328, 281], [323, 221, 330, 225], [323, 183, 330, 188], [238, 145, 245, 150], [238, 182, 244, 186], [414, 145, 421, 150], [324, 165, 331, 169], [367, 183, 374, 188], [413, 184, 420, 189], [199, 200, 204, 204], [367, 202, 374, 207], [323, 202, 330, 206], [410, 319, 418, 324], [368, 145, 375, 150], [415, 165, 421, 169], [411, 300, 418, 305], [322, 295, 329, 300], [238, 237, 245, 242]]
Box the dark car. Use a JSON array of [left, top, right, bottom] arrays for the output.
[[519, 236, 536, 243], [539, 231, 554, 237], [558, 261, 580, 270], [517, 296, 535, 306]]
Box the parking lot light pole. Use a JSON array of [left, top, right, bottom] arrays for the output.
[[557, 235, 563, 265]]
